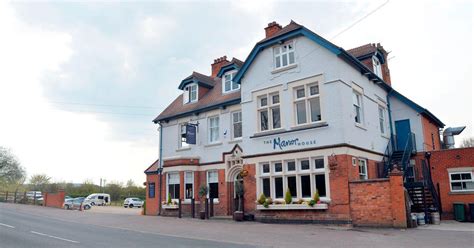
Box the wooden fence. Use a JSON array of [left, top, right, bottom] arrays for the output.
[[0, 191, 44, 206]]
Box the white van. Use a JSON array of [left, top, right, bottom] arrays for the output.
[[85, 193, 110, 206]]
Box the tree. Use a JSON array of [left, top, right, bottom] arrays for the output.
[[0, 147, 26, 188], [105, 181, 123, 201], [29, 174, 51, 192], [460, 137, 474, 148]]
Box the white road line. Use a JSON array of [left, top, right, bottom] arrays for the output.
[[30, 231, 80, 244], [0, 223, 15, 228]]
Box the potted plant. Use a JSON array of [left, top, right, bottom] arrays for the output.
[[233, 181, 244, 221], [198, 185, 208, 219], [284, 189, 292, 204]]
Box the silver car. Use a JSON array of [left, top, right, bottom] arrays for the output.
[[64, 197, 91, 210], [123, 198, 143, 208]]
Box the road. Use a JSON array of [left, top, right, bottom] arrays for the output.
[[1, 203, 473, 248], [0, 204, 255, 248]]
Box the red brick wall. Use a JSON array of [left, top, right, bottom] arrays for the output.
[[145, 174, 159, 215], [421, 116, 441, 151], [43, 190, 65, 208], [349, 171, 406, 227], [416, 148, 474, 219]]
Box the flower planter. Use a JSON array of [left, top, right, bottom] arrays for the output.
[[256, 203, 328, 210]]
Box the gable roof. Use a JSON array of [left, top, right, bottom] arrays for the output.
[[217, 58, 244, 77], [153, 75, 240, 123], [233, 20, 443, 128], [144, 159, 159, 174], [178, 71, 215, 90]]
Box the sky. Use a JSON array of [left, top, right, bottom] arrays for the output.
[[0, 0, 472, 186]]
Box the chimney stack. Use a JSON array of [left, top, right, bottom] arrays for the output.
[[265, 21, 282, 38], [211, 56, 229, 77]]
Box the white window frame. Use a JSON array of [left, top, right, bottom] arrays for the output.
[[222, 71, 239, 94], [183, 83, 198, 104], [207, 170, 219, 201], [257, 157, 330, 201], [449, 171, 474, 192], [257, 92, 281, 132], [372, 56, 383, 78], [293, 82, 322, 126], [208, 116, 220, 143], [178, 123, 190, 149], [353, 90, 363, 124], [231, 111, 242, 139], [358, 158, 368, 180], [378, 105, 387, 135], [166, 172, 180, 201], [184, 171, 194, 200], [273, 40, 295, 69]]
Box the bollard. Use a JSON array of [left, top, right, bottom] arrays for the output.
[[5, 191, 8, 203], [191, 198, 195, 218], [205, 199, 209, 219], [178, 199, 182, 218], [210, 197, 214, 217]]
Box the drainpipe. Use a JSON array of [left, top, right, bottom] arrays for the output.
[[158, 122, 164, 216], [386, 90, 395, 151]]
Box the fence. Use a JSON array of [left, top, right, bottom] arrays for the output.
[[0, 191, 45, 206]]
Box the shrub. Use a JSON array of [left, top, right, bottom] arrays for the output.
[[308, 199, 316, 207], [263, 200, 269, 208], [313, 189, 320, 203], [284, 189, 292, 204], [257, 193, 266, 205], [167, 193, 172, 205], [265, 197, 273, 205]]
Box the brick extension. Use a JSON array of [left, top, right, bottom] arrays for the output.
[[43, 190, 65, 209]]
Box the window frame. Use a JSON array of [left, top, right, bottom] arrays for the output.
[[231, 111, 242, 139], [378, 105, 387, 135], [148, 182, 155, 198], [293, 82, 322, 126], [183, 83, 198, 104], [166, 172, 180, 201], [353, 90, 363, 124], [257, 92, 281, 132], [178, 123, 190, 149], [222, 71, 240, 94], [208, 116, 220, 144], [184, 171, 194, 200], [372, 56, 383, 78], [258, 157, 330, 201], [207, 170, 219, 200], [273, 40, 296, 70], [449, 171, 474, 192], [358, 158, 368, 180]]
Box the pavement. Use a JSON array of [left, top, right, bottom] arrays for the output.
[[1, 203, 473, 248]]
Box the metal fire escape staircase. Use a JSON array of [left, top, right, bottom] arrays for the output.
[[382, 133, 441, 218]]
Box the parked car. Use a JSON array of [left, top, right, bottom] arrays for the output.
[[26, 191, 42, 200], [85, 193, 110, 206], [123, 198, 144, 208], [64, 197, 91, 210]]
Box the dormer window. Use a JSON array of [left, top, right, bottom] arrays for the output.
[[183, 83, 198, 104], [223, 71, 239, 93], [372, 56, 383, 78], [274, 41, 295, 69]]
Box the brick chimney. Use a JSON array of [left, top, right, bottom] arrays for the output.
[[211, 56, 229, 77], [265, 21, 282, 38]]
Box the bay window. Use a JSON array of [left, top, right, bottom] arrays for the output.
[[208, 116, 220, 143], [207, 170, 219, 199], [185, 171, 194, 199], [259, 157, 328, 201], [294, 83, 322, 125], [232, 111, 242, 139], [449, 172, 474, 192], [257, 92, 281, 132], [274, 41, 295, 69], [167, 172, 180, 200]]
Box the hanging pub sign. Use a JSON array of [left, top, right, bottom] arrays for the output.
[[186, 124, 197, 145]]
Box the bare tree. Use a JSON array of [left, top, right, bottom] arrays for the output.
[[0, 147, 26, 189], [29, 174, 51, 192], [460, 137, 474, 148]]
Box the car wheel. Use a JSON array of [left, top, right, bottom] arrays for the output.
[[84, 205, 91, 210], [129, 204, 134, 208], [124, 205, 128, 208], [64, 205, 69, 210], [137, 206, 141, 208], [90, 202, 95, 206]]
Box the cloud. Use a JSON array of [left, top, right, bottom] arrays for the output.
[[139, 16, 177, 43]]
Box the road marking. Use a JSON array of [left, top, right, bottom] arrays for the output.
[[0, 223, 15, 229], [30, 231, 80, 244]]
